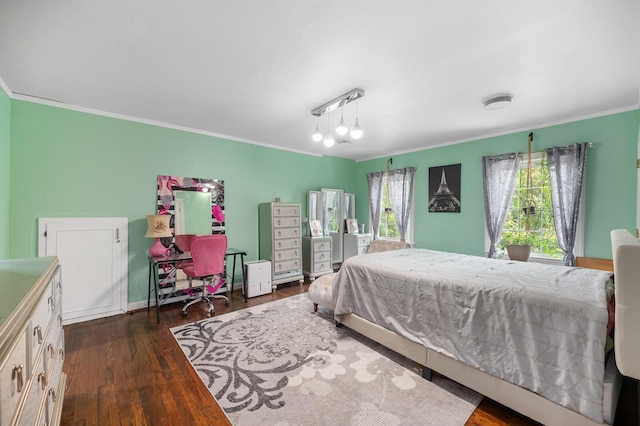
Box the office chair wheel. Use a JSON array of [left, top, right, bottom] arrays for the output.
[[209, 309, 215, 316], [182, 311, 187, 316], [225, 300, 230, 306]]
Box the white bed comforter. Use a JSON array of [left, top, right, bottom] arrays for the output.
[[333, 249, 612, 423]]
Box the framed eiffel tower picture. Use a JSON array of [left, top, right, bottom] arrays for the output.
[[428, 163, 461, 213]]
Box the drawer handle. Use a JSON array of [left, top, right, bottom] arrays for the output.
[[38, 371, 47, 390], [48, 343, 55, 358], [48, 388, 57, 402], [11, 365, 24, 393], [34, 325, 43, 344], [58, 281, 63, 294], [48, 295, 54, 310], [60, 348, 65, 360], [59, 315, 63, 327]]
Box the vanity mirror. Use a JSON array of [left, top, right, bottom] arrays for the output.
[[156, 175, 226, 242]]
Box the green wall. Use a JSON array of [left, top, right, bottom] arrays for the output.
[[8, 100, 356, 303], [0, 86, 9, 259], [7, 97, 639, 305], [354, 110, 639, 259]]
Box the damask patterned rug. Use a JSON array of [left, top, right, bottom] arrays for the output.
[[171, 294, 482, 425]]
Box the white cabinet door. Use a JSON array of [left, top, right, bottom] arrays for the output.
[[38, 218, 128, 325]]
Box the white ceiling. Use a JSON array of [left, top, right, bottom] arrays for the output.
[[1, 1, 638, 161]]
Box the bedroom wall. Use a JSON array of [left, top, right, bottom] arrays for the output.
[[8, 99, 356, 304], [0, 85, 10, 259], [354, 110, 640, 259]]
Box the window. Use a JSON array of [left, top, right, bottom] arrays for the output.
[[496, 152, 584, 261], [376, 174, 413, 241]]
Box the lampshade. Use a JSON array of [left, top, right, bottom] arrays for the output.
[[145, 214, 172, 257], [312, 117, 323, 142], [145, 215, 173, 238], [336, 108, 348, 136]]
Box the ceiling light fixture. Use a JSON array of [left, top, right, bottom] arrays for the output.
[[336, 107, 348, 136], [323, 112, 335, 147], [484, 94, 513, 110], [311, 88, 365, 146], [311, 116, 323, 142], [350, 100, 363, 140]]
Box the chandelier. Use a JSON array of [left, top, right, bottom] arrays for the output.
[[311, 88, 364, 147]]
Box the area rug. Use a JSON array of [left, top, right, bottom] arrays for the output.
[[171, 294, 482, 425]]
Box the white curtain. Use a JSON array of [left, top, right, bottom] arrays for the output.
[[481, 153, 521, 258], [388, 167, 416, 242], [546, 143, 588, 266], [366, 171, 385, 240]]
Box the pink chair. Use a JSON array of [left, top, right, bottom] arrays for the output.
[[174, 234, 196, 270], [181, 234, 229, 316]]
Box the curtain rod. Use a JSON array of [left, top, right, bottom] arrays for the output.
[[482, 142, 595, 160]]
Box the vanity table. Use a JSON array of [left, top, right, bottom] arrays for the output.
[[147, 248, 246, 323]]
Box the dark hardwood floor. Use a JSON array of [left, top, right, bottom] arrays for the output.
[[61, 281, 637, 425]]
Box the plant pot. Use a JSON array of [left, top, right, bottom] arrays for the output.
[[506, 244, 531, 262]]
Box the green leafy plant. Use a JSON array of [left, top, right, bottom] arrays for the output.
[[498, 231, 537, 249]]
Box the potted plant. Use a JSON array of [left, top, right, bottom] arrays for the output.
[[498, 232, 537, 262]]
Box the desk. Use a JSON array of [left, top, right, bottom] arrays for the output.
[[147, 248, 247, 323]]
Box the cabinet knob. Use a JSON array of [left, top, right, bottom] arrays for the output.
[[34, 325, 43, 344], [38, 371, 47, 390], [11, 365, 24, 393]]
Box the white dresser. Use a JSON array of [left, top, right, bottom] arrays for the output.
[[258, 202, 304, 287], [343, 233, 372, 261], [0, 257, 66, 426], [302, 236, 333, 280]]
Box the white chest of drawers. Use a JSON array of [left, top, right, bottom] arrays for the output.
[[0, 257, 66, 426], [343, 233, 372, 261], [302, 236, 333, 280], [259, 202, 304, 287]]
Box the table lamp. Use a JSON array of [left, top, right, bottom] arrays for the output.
[[145, 214, 173, 257]]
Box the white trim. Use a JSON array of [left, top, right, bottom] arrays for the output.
[[10, 92, 323, 158], [0, 76, 11, 97], [356, 105, 639, 163]]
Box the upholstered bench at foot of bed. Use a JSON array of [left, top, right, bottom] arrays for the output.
[[307, 272, 337, 312]]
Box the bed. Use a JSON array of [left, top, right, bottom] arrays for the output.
[[330, 244, 627, 426]]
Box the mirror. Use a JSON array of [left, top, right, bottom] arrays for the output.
[[174, 191, 212, 235], [308, 191, 322, 223], [322, 189, 343, 235], [321, 188, 344, 263], [156, 175, 226, 244], [344, 193, 355, 221]]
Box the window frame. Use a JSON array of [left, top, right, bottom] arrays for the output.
[[484, 151, 584, 264], [371, 173, 415, 243]]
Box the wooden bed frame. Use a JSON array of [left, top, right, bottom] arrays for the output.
[[334, 254, 623, 426]]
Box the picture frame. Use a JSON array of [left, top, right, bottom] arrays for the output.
[[346, 218, 359, 234], [428, 163, 461, 213], [309, 219, 323, 237]]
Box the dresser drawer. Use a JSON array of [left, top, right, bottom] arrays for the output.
[[313, 251, 331, 263], [29, 281, 54, 371], [0, 324, 29, 426], [273, 205, 299, 217], [274, 216, 299, 228], [17, 350, 47, 426], [273, 248, 300, 262], [275, 237, 300, 251], [274, 258, 301, 273], [274, 227, 299, 239], [313, 261, 332, 273], [356, 235, 371, 246], [313, 240, 330, 252]]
